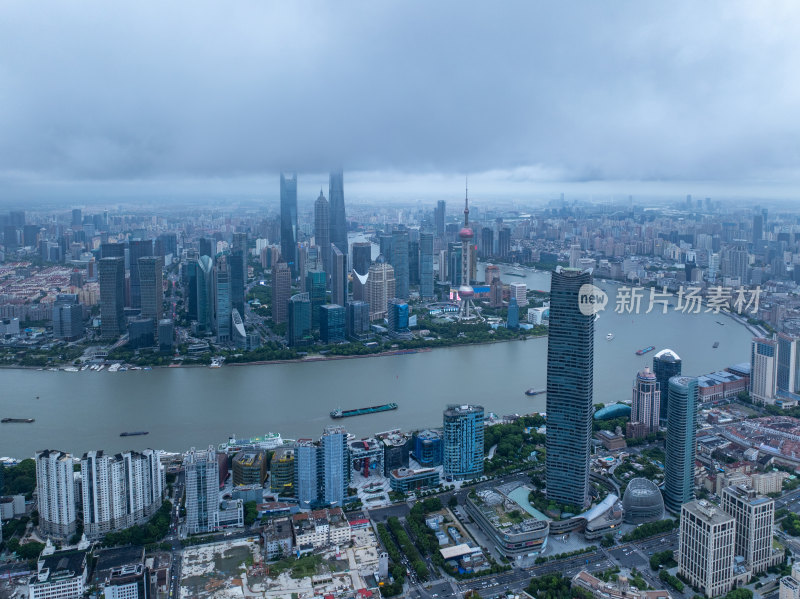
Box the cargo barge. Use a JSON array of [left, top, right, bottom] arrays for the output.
[[120, 431, 149, 437], [1, 418, 34, 423], [636, 346, 655, 356], [330, 403, 398, 419]]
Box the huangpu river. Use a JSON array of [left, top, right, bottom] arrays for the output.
[[0, 271, 753, 459]]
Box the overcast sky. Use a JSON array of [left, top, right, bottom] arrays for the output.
[[1, 1, 799, 204]]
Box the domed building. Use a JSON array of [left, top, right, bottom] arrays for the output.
[[622, 478, 664, 524]]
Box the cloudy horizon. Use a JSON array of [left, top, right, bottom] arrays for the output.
[[2, 1, 799, 203]]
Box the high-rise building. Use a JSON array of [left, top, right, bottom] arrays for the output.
[[366, 259, 395, 321], [232, 451, 268, 486], [408, 239, 420, 287], [753, 213, 764, 244], [71, 208, 82, 228], [199, 237, 214, 260], [306, 269, 327, 329], [778, 334, 800, 395], [507, 296, 519, 329], [280, 172, 298, 275], [720, 485, 775, 574], [101, 242, 125, 260], [159, 319, 174, 354], [391, 227, 409, 299], [138, 256, 163, 324], [320, 304, 346, 344], [320, 426, 349, 508], [328, 170, 348, 257], [419, 232, 434, 299], [272, 261, 291, 325], [128, 239, 153, 309], [387, 299, 411, 339], [509, 281, 527, 307], [498, 227, 511, 259], [330, 244, 346, 307], [314, 190, 331, 274], [780, 563, 800, 599], [346, 301, 370, 340], [184, 446, 220, 534], [484, 264, 500, 285], [229, 249, 246, 318], [569, 244, 582, 269], [751, 337, 779, 404], [294, 440, 319, 509], [36, 450, 77, 540], [352, 242, 372, 276], [653, 349, 682, 423], [664, 376, 698, 513], [434, 200, 446, 237], [287, 293, 312, 347], [443, 404, 484, 481], [52, 294, 84, 341], [447, 242, 462, 286], [270, 447, 295, 496], [196, 255, 214, 333], [630, 367, 660, 436], [413, 430, 443, 467], [215, 256, 231, 343], [81, 449, 164, 538], [545, 267, 594, 508], [480, 227, 494, 258], [678, 500, 735, 598], [99, 257, 125, 340]]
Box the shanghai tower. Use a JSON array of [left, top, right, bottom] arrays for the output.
[[545, 266, 595, 509], [329, 170, 348, 257], [280, 172, 298, 276]]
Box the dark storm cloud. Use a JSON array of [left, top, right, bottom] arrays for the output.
[[0, 1, 799, 188]]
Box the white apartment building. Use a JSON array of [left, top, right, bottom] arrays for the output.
[[509, 282, 528, 307], [751, 338, 778, 404], [81, 449, 165, 538], [750, 471, 788, 495], [35, 450, 77, 540], [184, 446, 220, 534], [678, 500, 735, 598], [720, 485, 776, 575]]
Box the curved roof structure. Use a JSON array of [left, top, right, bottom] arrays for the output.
[[593, 403, 631, 420], [653, 348, 681, 361], [622, 478, 664, 524]]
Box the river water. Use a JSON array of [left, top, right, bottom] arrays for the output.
[[0, 268, 753, 459]]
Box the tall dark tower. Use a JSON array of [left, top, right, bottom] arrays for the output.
[[329, 170, 347, 257], [545, 266, 594, 508], [314, 190, 331, 274], [280, 172, 298, 276], [653, 349, 682, 423]]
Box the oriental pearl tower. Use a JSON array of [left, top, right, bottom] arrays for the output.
[[457, 182, 477, 320]]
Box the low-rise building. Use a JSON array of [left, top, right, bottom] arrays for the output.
[[102, 565, 151, 599], [572, 570, 671, 599], [292, 507, 351, 551], [388, 468, 440, 494], [464, 485, 549, 557], [595, 430, 627, 450], [263, 517, 294, 559], [28, 546, 88, 599]]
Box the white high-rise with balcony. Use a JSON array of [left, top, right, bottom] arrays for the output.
[[36, 450, 77, 540], [81, 449, 165, 538]]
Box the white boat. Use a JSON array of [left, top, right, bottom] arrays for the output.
[[107, 363, 121, 372], [606, 333, 614, 341], [594, 313, 600, 322], [96, 364, 105, 372], [63, 367, 79, 372]]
